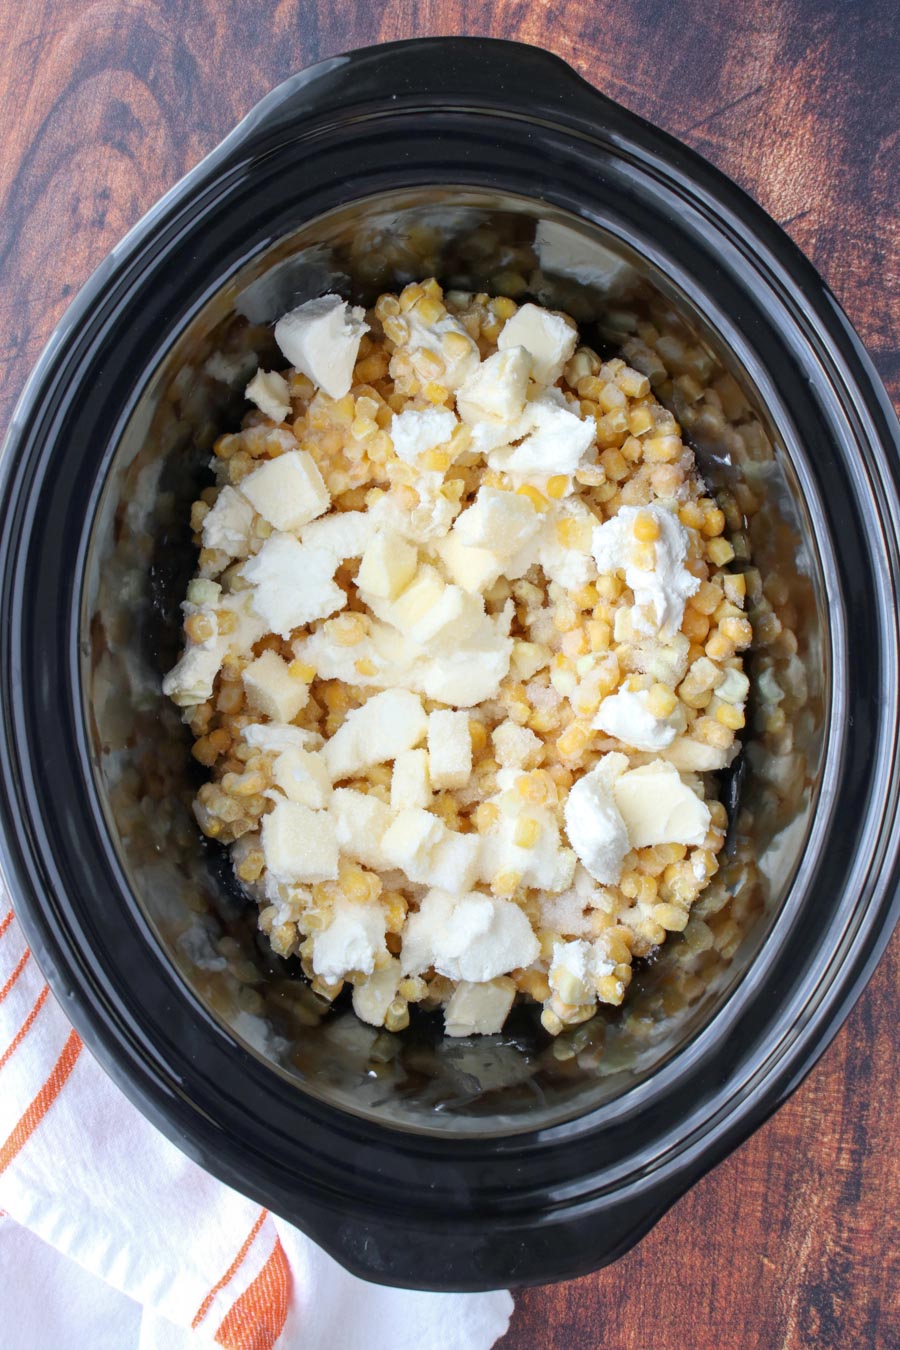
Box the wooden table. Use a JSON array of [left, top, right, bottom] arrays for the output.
[[1, 3, 897, 1345]]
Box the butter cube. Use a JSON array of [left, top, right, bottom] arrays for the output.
[[454, 486, 542, 558], [240, 449, 330, 532], [427, 710, 472, 789], [323, 688, 428, 781], [357, 529, 417, 600], [385, 566, 446, 629], [262, 799, 339, 884], [456, 347, 531, 424], [274, 295, 368, 400], [444, 977, 517, 1037], [381, 808, 445, 882], [408, 585, 482, 651], [352, 958, 402, 1027], [271, 747, 331, 809], [391, 749, 432, 811], [434, 533, 502, 593], [245, 368, 291, 423], [614, 761, 711, 848], [242, 650, 308, 723], [497, 302, 577, 384]]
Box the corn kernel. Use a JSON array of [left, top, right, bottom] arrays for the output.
[[556, 722, 591, 758], [646, 683, 678, 718], [707, 536, 736, 566], [288, 660, 316, 683], [399, 282, 425, 313], [633, 511, 660, 542], [720, 616, 753, 648], [355, 657, 376, 677], [652, 902, 690, 932], [643, 434, 682, 463], [596, 974, 625, 1005], [443, 330, 473, 360], [414, 295, 445, 325], [492, 869, 522, 897], [513, 816, 542, 849], [517, 483, 548, 511], [705, 632, 735, 661], [185, 612, 215, 644], [702, 507, 726, 537], [384, 999, 410, 1033], [475, 802, 500, 834], [715, 702, 746, 730], [422, 447, 451, 472], [547, 474, 569, 499]]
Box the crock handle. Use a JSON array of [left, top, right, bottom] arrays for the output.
[[213, 37, 620, 163]]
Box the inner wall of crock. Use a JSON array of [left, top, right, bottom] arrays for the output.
[[83, 188, 826, 1131]]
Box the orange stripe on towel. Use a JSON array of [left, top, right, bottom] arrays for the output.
[[0, 912, 13, 939], [214, 1234, 291, 1350], [0, 985, 50, 1071], [0, 948, 31, 1004], [192, 1208, 269, 1329], [0, 1029, 82, 1176]]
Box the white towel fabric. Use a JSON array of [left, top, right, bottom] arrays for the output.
[[0, 904, 513, 1349]]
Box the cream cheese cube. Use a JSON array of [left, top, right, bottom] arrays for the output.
[[390, 407, 457, 463], [239, 450, 330, 533], [444, 977, 517, 1037], [300, 510, 373, 562], [323, 688, 428, 781], [407, 311, 480, 389], [329, 788, 394, 870], [426, 831, 481, 893], [201, 486, 255, 560], [245, 368, 291, 423], [497, 303, 577, 384], [400, 889, 540, 981], [563, 753, 630, 885], [593, 687, 681, 752], [427, 710, 472, 789], [274, 295, 368, 400], [453, 486, 542, 559], [312, 898, 386, 983], [262, 799, 339, 884], [613, 760, 711, 848], [242, 533, 346, 638], [491, 394, 595, 476], [161, 641, 225, 707], [391, 749, 432, 811], [357, 530, 417, 600], [242, 650, 308, 723], [270, 747, 332, 809], [456, 346, 531, 425]]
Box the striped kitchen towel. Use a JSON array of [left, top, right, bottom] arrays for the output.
[[0, 904, 513, 1349]]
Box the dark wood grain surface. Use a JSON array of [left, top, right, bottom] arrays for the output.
[[1, 3, 897, 1347]]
